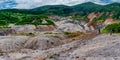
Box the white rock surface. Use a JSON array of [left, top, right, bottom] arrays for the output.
[[70, 34, 120, 60], [0, 36, 29, 52], [56, 20, 86, 32], [0, 34, 120, 60], [57, 23, 85, 32], [24, 36, 62, 50], [11, 25, 36, 33], [36, 25, 55, 31]]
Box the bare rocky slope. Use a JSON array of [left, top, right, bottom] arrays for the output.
[[0, 18, 118, 60], [0, 33, 120, 60], [43, 34, 120, 60]]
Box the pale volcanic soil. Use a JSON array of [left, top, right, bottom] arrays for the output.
[[0, 33, 120, 60], [0, 19, 119, 60]]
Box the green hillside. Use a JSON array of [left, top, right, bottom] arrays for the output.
[[0, 11, 54, 28], [0, 2, 120, 27]]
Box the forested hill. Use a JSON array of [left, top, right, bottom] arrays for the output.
[[31, 2, 120, 17], [0, 2, 120, 22]]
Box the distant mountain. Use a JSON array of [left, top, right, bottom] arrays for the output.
[[0, 2, 120, 19], [0, 0, 115, 9]]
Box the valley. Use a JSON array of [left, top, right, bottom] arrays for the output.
[[0, 2, 120, 60]]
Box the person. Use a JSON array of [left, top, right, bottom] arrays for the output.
[[110, 28, 113, 35], [97, 24, 101, 34], [98, 28, 101, 34]]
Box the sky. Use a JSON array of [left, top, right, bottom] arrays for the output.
[[0, 0, 120, 9]]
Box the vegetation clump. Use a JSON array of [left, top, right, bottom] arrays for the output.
[[0, 12, 54, 27], [102, 23, 120, 33]]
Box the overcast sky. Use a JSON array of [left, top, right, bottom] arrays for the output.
[[0, 0, 120, 9]]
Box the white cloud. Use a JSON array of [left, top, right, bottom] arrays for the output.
[[0, 0, 120, 9], [13, 0, 89, 9]]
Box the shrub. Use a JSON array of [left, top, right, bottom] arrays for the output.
[[0, 20, 8, 26], [43, 19, 55, 25], [32, 21, 41, 26]]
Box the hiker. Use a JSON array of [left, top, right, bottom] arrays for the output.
[[97, 24, 101, 34], [110, 28, 113, 35], [98, 28, 101, 34]]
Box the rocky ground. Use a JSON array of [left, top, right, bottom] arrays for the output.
[[0, 32, 120, 60], [43, 34, 120, 60], [0, 19, 119, 60]]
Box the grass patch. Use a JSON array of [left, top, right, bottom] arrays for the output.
[[44, 32, 53, 34], [0, 26, 10, 29], [44, 32, 62, 34], [63, 31, 84, 38]]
